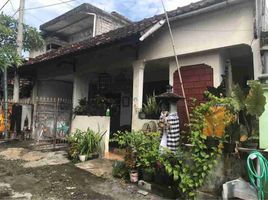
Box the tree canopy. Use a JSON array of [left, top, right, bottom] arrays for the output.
[[0, 13, 44, 71]]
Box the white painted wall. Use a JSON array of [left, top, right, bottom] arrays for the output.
[[169, 50, 223, 87], [73, 73, 89, 107], [140, 1, 254, 61], [71, 116, 110, 154]]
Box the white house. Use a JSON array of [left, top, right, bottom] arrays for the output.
[[19, 0, 267, 145]]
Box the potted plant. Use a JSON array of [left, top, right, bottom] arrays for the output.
[[143, 92, 160, 119], [231, 81, 266, 148], [125, 147, 138, 183], [111, 131, 160, 183], [67, 128, 106, 162], [73, 98, 89, 116]]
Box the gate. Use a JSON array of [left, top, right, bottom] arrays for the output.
[[34, 97, 72, 145]]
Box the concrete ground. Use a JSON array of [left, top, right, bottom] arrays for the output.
[[0, 140, 163, 200]]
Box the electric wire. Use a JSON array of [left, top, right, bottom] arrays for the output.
[[24, 0, 78, 11], [59, 0, 75, 9], [0, 0, 10, 12], [12, 9, 19, 17], [9, 0, 15, 12], [26, 11, 44, 23]]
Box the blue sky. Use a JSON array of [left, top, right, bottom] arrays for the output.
[[1, 0, 200, 29]]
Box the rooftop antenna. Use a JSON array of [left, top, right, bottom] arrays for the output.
[[160, 0, 190, 123]]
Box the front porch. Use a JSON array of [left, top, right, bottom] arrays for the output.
[[15, 41, 257, 155]]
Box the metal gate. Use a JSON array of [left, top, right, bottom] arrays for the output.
[[34, 97, 72, 145]]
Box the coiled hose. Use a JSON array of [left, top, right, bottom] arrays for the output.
[[247, 151, 268, 200]]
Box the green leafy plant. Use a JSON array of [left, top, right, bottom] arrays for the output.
[[112, 161, 129, 179], [112, 93, 235, 198], [143, 92, 159, 118], [158, 93, 233, 198], [111, 131, 160, 170], [67, 128, 106, 161], [73, 98, 89, 115], [73, 95, 119, 116], [231, 80, 266, 139]]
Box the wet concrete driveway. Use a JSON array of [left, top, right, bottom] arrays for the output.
[[0, 141, 162, 200]]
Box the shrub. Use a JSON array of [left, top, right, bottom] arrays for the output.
[[67, 128, 106, 161], [111, 131, 160, 170], [112, 161, 129, 179]]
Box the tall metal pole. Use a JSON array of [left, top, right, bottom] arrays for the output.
[[3, 67, 8, 139], [160, 0, 190, 123], [3, 0, 25, 139], [14, 0, 25, 102]]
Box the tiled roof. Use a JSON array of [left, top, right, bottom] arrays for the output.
[[25, 0, 226, 66]]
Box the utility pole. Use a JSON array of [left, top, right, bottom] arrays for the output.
[[4, 0, 25, 139], [14, 0, 25, 102]]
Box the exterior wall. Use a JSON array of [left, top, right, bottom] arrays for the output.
[[169, 51, 223, 87], [173, 64, 214, 129], [68, 29, 93, 43], [139, 1, 255, 61], [95, 15, 124, 36], [71, 116, 110, 154], [37, 80, 73, 99], [73, 73, 89, 107], [29, 46, 46, 59]]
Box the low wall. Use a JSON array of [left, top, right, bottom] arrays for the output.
[[132, 118, 159, 131], [71, 116, 110, 154]]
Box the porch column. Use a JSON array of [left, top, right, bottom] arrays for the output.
[[131, 60, 145, 130], [169, 60, 177, 87], [72, 73, 89, 108], [252, 39, 263, 79], [13, 74, 20, 102]]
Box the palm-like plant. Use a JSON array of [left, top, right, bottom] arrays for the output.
[[231, 81, 266, 138], [143, 92, 159, 117], [68, 128, 106, 161], [0, 46, 22, 71]]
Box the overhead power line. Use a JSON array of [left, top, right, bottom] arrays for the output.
[[26, 11, 44, 23], [0, 0, 10, 11], [24, 0, 78, 11], [12, 9, 19, 17], [9, 0, 15, 12], [59, 0, 75, 9]]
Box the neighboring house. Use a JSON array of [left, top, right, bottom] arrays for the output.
[[19, 0, 267, 140], [30, 3, 131, 58]]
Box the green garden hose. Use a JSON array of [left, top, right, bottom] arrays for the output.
[[247, 151, 268, 200]]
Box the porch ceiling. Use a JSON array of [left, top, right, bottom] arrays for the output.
[[42, 13, 94, 37]]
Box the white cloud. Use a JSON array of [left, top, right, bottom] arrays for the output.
[[0, 0, 200, 28]]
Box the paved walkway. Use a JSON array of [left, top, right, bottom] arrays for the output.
[[0, 141, 163, 200]]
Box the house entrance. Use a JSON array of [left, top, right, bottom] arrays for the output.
[[34, 97, 72, 146], [87, 70, 133, 135]]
